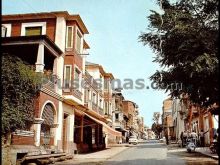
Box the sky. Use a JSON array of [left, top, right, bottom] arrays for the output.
[[2, 0, 169, 127]]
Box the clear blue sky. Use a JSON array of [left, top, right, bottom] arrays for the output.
[[2, 0, 168, 127]]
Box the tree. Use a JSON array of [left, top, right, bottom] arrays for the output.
[[1, 53, 41, 138], [152, 112, 161, 124], [139, 0, 219, 108], [151, 122, 163, 139], [151, 112, 162, 138]]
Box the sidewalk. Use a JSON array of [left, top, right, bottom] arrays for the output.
[[55, 146, 129, 164], [167, 143, 219, 160], [196, 147, 218, 160]]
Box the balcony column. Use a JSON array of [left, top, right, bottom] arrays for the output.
[[35, 43, 45, 72]]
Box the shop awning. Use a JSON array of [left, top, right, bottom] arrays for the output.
[[84, 113, 122, 137]]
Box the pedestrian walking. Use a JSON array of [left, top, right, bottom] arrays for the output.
[[165, 130, 169, 145], [191, 130, 198, 146], [182, 131, 187, 147], [180, 131, 183, 147], [199, 129, 209, 147]]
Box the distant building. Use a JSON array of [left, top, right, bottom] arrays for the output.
[[162, 98, 175, 139]]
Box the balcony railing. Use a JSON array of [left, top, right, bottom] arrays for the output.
[[73, 89, 83, 100], [41, 71, 60, 93], [63, 87, 83, 100], [84, 71, 99, 90]]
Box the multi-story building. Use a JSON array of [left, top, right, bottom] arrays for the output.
[[112, 88, 128, 143], [85, 61, 122, 146], [122, 100, 141, 138], [179, 94, 218, 146], [170, 93, 218, 146], [162, 98, 174, 139], [2, 11, 90, 155], [2, 11, 121, 164]]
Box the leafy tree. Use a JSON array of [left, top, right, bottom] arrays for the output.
[[139, 0, 219, 107], [151, 122, 163, 138], [1, 53, 41, 137], [152, 112, 160, 124]]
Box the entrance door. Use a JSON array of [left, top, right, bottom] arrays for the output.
[[41, 103, 55, 148]]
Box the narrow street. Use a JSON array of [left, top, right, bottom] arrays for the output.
[[56, 140, 218, 165], [105, 141, 185, 165]]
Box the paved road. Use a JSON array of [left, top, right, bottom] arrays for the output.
[[105, 141, 185, 165]]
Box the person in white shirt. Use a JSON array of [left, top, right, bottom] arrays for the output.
[[191, 130, 198, 145]]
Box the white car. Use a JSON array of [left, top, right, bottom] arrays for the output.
[[129, 136, 138, 145]]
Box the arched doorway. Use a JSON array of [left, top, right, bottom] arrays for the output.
[[41, 103, 56, 149]]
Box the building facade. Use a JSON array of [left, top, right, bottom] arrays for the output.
[[2, 11, 121, 164]]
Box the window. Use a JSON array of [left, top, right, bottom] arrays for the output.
[[2, 24, 11, 37], [115, 113, 119, 120], [74, 68, 81, 90], [1, 26, 7, 37], [25, 26, 42, 36], [92, 93, 97, 104], [64, 65, 72, 88], [66, 26, 73, 48], [99, 99, 102, 107], [85, 89, 90, 102], [105, 102, 108, 114], [76, 31, 82, 53]]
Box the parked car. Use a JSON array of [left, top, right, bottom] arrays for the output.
[[129, 136, 138, 145]]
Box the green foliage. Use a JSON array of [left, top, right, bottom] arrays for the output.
[[1, 53, 41, 134], [152, 112, 161, 124], [139, 0, 219, 107], [151, 122, 163, 137]]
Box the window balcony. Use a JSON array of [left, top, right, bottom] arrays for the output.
[[41, 72, 60, 92], [63, 88, 83, 101]]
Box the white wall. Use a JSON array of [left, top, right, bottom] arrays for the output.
[[55, 17, 66, 52]]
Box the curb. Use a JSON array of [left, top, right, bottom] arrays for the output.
[[195, 150, 219, 160], [73, 146, 130, 165]]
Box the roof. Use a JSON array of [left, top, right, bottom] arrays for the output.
[[85, 61, 115, 79], [85, 61, 99, 66], [2, 11, 89, 34], [83, 39, 90, 49]]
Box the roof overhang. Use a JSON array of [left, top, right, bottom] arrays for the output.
[[2, 11, 89, 34]]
